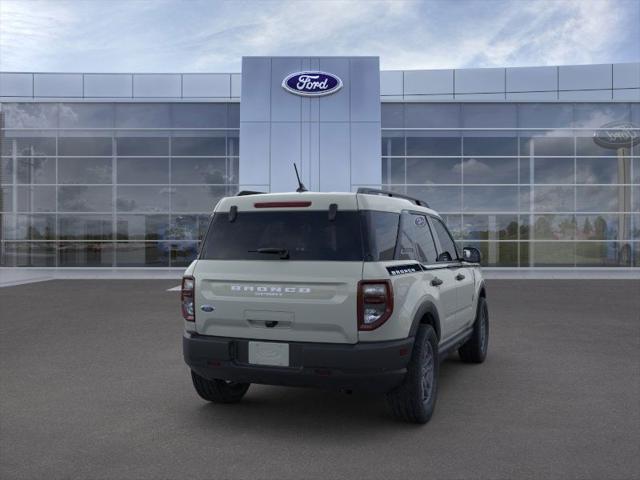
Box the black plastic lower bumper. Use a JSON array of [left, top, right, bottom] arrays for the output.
[[183, 332, 414, 393]]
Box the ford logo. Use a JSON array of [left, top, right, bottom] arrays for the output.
[[282, 71, 343, 97], [593, 121, 639, 149]]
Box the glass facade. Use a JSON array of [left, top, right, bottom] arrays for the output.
[[1, 100, 638, 268], [382, 103, 639, 267], [0, 102, 239, 267]]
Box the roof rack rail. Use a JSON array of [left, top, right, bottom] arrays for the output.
[[237, 190, 265, 196], [356, 188, 429, 208]]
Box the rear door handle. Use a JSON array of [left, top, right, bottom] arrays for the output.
[[431, 277, 443, 287], [455, 273, 465, 281]]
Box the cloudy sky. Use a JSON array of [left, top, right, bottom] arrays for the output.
[[0, 0, 638, 72]]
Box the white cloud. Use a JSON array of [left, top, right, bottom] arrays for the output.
[[0, 0, 637, 73]]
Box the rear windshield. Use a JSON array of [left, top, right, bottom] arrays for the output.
[[200, 210, 364, 261]]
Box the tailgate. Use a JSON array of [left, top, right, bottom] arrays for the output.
[[194, 260, 361, 344]]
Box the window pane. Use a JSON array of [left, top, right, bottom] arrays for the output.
[[396, 213, 437, 263], [381, 103, 404, 128], [462, 104, 517, 128], [463, 186, 519, 212], [59, 103, 114, 128], [576, 214, 631, 241], [529, 242, 575, 266], [360, 211, 399, 261], [116, 186, 170, 212], [381, 134, 404, 156], [462, 157, 518, 184], [405, 186, 461, 212], [520, 136, 574, 156], [116, 158, 169, 184], [167, 214, 210, 240], [576, 136, 622, 156], [114, 104, 171, 128], [116, 137, 168, 156], [406, 158, 461, 184], [532, 215, 575, 240], [518, 104, 573, 128], [533, 186, 574, 212], [440, 214, 462, 240], [462, 215, 518, 240], [1, 158, 12, 183], [2, 214, 56, 240], [171, 158, 228, 184], [533, 158, 574, 184], [2, 103, 58, 128], [633, 158, 640, 184], [576, 242, 632, 267], [17, 157, 56, 184], [17, 186, 56, 212], [576, 185, 626, 212], [382, 158, 404, 184], [1, 242, 56, 267], [406, 136, 461, 156], [59, 158, 112, 184], [115, 242, 169, 267], [58, 137, 112, 156], [117, 214, 169, 240], [171, 104, 228, 128], [430, 217, 458, 261], [58, 242, 114, 267], [171, 136, 226, 156], [463, 137, 517, 156], [228, 104, 240, 127], [462, 241, 518, 267], [1, 186, 12, 211], [58, 186, 112, 212], [59, 214, 113, 240], [573, 104, 631, 128], [576, 158, 629, 184], [404, 104, 460, 128], [171, 186, 227, 213], [1, 136, 56, 156], [170, 241, 199, 267]]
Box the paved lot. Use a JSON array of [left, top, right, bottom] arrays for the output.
[[1, 279, 639, 480]]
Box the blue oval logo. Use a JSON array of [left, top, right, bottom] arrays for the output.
[[282, 71, 343, 97], [200, 305, 215, 312]]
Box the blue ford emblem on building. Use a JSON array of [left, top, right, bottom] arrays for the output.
[[282, 71, 343, 97]]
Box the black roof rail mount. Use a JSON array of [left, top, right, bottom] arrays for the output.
[[356, 188, 429, 208], [237, 190, 265, 196]]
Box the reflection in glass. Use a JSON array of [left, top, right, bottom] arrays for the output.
[[171, 104, 228, 128], [404, 104, 460, 128], [381, 158, 405, 184], [462, 157, 517, 184], [0, 186, 12, 211], [529, 242, 575, 266], [381, 104, 404, 128], [517, 104, 573, 128], [170, 241, 199, 267], [576, 242, 632, 267], [576, 186, 624, 212], [406, 136, 461, 156], [1, 137, 56, 156], [533, 215, 575, 240], [58, 137, 112, 156], [58, 186, 112, 212], [117, 158, 169, 184], [1, 158, 13, 183], [462, 241, 518, 267], [116, 137, 168, 156], [4, 214, 56, 240], [440, 214, 462, 240], [17, 186, 56, 212], [116, 186, 170, 212], [403, 186, 461, 213], [520, 136, 573, 156], [462, 104, 517, 128], [168, 214, 210, 240], [575, 214, 629, 241], [114, 104, 171, 128], [576, 157, 630, 184], [576, 137, 626, 157], [17, 157, 56, 184], [533, 186, 574, 212], [59, 158, 112, 184], [407, 158, 461, 184], [533, 158, 574, 184], [381, 135, 404, 156], [116, 215, 169, 240], [59, 215, 112, 240], [171, 186, 228, 213], [463, 186, 519, 212], [1, 242, 56, 267], [573, 104, 631, 128], [463, 137, 517, 156], [171, 158, 228, 184], [59, 103, 115, 128], [462, 215, 518, 240], [2, 103, 58, 128], [58, 242, 114, 267], [115, 242, 169, 267], [171, 136, 226, 156]]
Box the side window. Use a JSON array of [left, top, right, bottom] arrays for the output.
[[396, 213, 438, 263], [430, 217, 459, 262]]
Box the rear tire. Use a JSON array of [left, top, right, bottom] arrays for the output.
[[386, 324, 439, 424], [458, 296, 489, 363], [190, 370, 250, 403]]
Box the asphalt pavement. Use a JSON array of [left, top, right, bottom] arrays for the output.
[[1, 279, 639, 480]]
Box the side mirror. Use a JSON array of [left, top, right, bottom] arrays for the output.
[[462, 247, 481, 264]]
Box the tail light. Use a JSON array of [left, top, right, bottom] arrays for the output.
[[181, 276, 195, 321], [357, 280, 393, 331]]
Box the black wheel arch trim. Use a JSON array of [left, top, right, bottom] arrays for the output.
[[409, 301, 442, 340]]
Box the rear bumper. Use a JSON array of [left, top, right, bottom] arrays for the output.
[[183, 332, 414, 393]]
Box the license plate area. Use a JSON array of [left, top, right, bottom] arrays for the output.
[[248, 341, 290, 367]]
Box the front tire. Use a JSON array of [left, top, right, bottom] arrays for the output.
[[190, 370, 250, 403], [458, 296, 489, 363], [386, 324, 439, 424]]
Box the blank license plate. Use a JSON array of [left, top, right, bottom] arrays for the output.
[[248, 341, 290, 367]]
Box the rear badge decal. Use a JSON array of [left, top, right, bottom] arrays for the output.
[[200, 305, 215, 312], [387, 264, 423, 276]]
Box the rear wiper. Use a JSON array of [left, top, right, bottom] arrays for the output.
[[248, 247, 290, 259]]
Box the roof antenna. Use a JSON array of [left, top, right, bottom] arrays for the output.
[[293, 163, 308, 192]]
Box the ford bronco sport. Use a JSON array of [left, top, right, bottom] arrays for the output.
[[182, 188, 488, 424]]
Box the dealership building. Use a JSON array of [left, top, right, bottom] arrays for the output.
[[0, 57, 639, 272]]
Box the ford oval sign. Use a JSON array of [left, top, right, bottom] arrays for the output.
[[593, 121, 640, 149], [282, 71, 343, 97]]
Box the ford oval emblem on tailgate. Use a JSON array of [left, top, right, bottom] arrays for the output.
[[200, 305, 215, 312], [282, 71, 343, 97]]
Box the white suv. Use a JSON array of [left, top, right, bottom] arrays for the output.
[[182, 188, 488, 424]]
